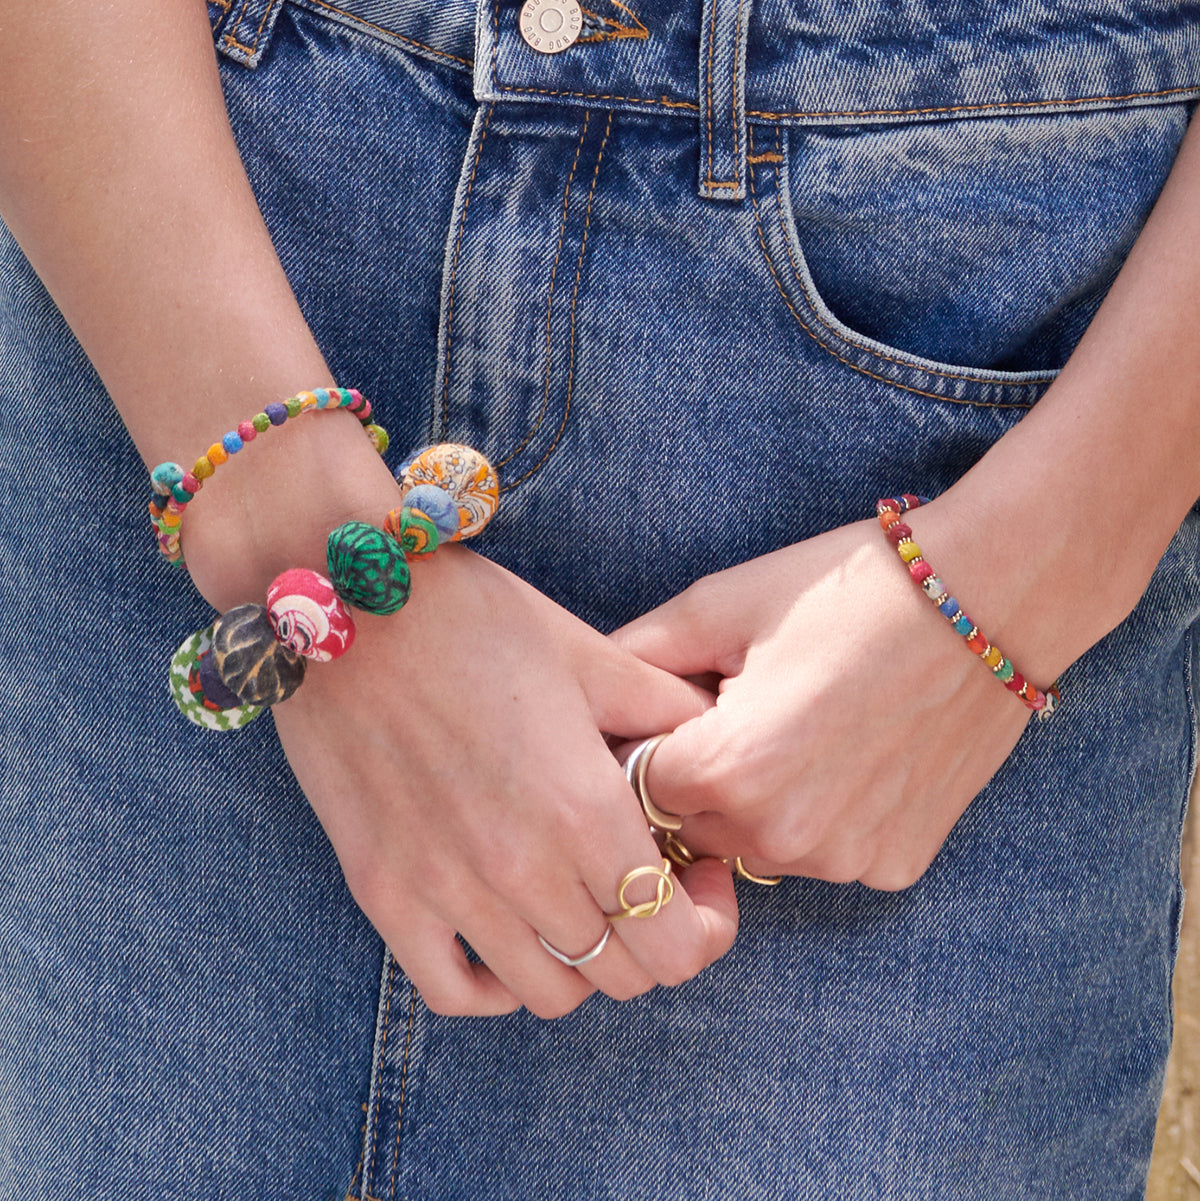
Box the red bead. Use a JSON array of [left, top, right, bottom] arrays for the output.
[[886, 522, 912, 544], [1005, 672, 1026, 693], [237, 420, 257, 442], [909, 560, 934, 581], [877, 499, 901, 516], [901, 494, 922, 509], [180, 472, 200, 493]]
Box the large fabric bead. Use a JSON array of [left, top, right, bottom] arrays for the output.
[[211, 603, 306, 706], [400, 485, 459, 539], [266, 567, 356, 662], [326, 521, 411, 615], [168, 626, 263, 731], [396, 443, 499, 540]]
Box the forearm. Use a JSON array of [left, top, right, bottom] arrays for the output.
[[913, 113, 1200, 680], [0, 2, 398, 605]]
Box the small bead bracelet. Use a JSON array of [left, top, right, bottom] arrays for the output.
[[876, 495, 1060, 719], [148, 387, 389, 568], [168, 443, 500, 730]]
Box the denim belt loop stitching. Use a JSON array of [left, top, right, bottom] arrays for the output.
[[212, 0, 288, 67], [698, 0, 752, 201]]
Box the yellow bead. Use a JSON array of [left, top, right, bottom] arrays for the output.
[[983, 646, 1003, 668], [160, 509, 181, 528], [898, 540, 922, 563], [193, 456, 214, 480], [298, 391, 319, 410]]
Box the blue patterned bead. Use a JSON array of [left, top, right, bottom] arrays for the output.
[[938, 597, 959, 619], [265, 403, 288, 425], [952, 613, 972, 635], [151, 462, 184, 496], [314, 388, 332, 408], [222, 431, 244, 454], [403, 485, 459, 537]]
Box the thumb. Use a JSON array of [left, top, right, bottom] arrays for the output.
[[609, 578, 749, 679], [578, 629, 715, 740]]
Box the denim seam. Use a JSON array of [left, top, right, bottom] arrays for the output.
[[386, 985, 419, 1201], [221, 0, 282, 57], [771, 127, 1044, 389], [746, 83, 1200, 121], [502, 111, 614, 490], [364, 954, 398, 1192], [578, 0, 648, 44], [747, 126, 1036, 410], [1171, 622, 1197, 970], [298, 0, 475, 68], [347, 1102, 369, 1196], [495, 113, 593, 471], [438, 105, 495, 441]]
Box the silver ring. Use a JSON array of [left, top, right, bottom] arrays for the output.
[[623, 735, 684, 832], [538, 926, 611, 968]]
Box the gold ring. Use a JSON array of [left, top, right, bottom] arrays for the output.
[[624, 735, 683, 832], [732, 857, 783, 886], [607, 859, 675, 921], [661, 831, 697, 871]]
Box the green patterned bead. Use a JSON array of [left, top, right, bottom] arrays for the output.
[[326, 521, 411, 615], [285, 396, 303, 418], [252, 412, 271, 432]]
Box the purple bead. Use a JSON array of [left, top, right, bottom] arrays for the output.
[[265, 403, 288, 425], [197, 650, 245, 710]]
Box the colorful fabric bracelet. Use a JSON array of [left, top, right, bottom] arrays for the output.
[[168, 442, 499, 730], [876, 495, 1060, 719], [148, 387, 388, 568]]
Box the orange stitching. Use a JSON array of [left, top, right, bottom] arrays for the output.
[[386, 986, 418, 1201], [765, 126, 1049, 389], [495, 113, 592, 469], [746, 127, 1034, 411], [703, 178, 739, 187], [746, 83, 1200, 120], [732, 0, 744, 177], [364, 955, 398, 1191], [221, 34, 259, 54], [746, 151, 782, 163], [499, 85, 698, 110], [302, 0, 474, 67], [503, 111, 614, 490], [578, 0, 648, 42], [705, 0, 716, 189], [210, 0, 231, 9], [221, 0, 280, 57], [228, 0, 254, 41], [250, 0, 280, 53], [348, 1102, 369, 1195], [439, 105, 494, 440]]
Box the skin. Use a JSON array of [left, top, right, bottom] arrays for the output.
[[2, 3, 1197, 1014], [616, 111, 1200, 888]]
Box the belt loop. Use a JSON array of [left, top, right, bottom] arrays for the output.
[[212, 0, 287, 68], [697, 0, 753, 202]]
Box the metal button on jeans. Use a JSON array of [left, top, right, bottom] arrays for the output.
[[519, 0, 582, 53]]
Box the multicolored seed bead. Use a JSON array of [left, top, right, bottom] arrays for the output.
[[384, 506, 440, 557], [876, 494, 1060, 718]]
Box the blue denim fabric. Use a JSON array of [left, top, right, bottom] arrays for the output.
[[2, 0, 1199, 1197]]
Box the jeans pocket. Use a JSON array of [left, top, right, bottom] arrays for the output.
[[746, 102, 1193, 410]]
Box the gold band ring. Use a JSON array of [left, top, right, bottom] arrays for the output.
[[623, 735, 683, 832], [732, 856, 783, 886], [607, 859, 675, 921]]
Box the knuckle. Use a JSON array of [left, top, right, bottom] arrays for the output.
[[654, 940, 709, 989], [417, 980, 473, 1017], [526, 986, 589, 1021], [862, 855, 929, 893]]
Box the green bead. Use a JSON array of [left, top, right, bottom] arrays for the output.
[[285, 397, 303, 418], [366, 423, 389, 455], [995, 659, 1015, 682], [326, 521, 411, 615], [252, 412, 271, 432]]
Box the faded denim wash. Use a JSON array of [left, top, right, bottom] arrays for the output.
[[2, 0, 1199, 1197]]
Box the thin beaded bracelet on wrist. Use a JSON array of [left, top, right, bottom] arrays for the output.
[[876, 495, 1060, 720], [147, 387, 388, 568], [160, 430, 500, 731]]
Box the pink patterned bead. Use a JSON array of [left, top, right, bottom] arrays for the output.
[[266, 568, 356, 663], [237, 421, 258, 442]]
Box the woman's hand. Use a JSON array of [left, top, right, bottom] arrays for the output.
[[270, 545, 739, 1018], [610, 507, 1049, 891]]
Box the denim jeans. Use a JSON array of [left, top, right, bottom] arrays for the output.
[[2, 1, 1199, 1197]]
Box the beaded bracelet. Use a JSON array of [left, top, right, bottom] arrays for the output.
[[876, 495, 1060, 719], [168, 442, 500, 730], [148, 387, 388, 568]]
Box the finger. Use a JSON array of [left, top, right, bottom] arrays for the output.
[[576, 629, 716, 740], [386, 920, 522, 1017], [609, 582, 748, 679], [587, 849, 739, 988]]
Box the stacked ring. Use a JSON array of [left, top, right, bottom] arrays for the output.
[[607, 860, 675, 921], [537, 928, 611, 968]]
